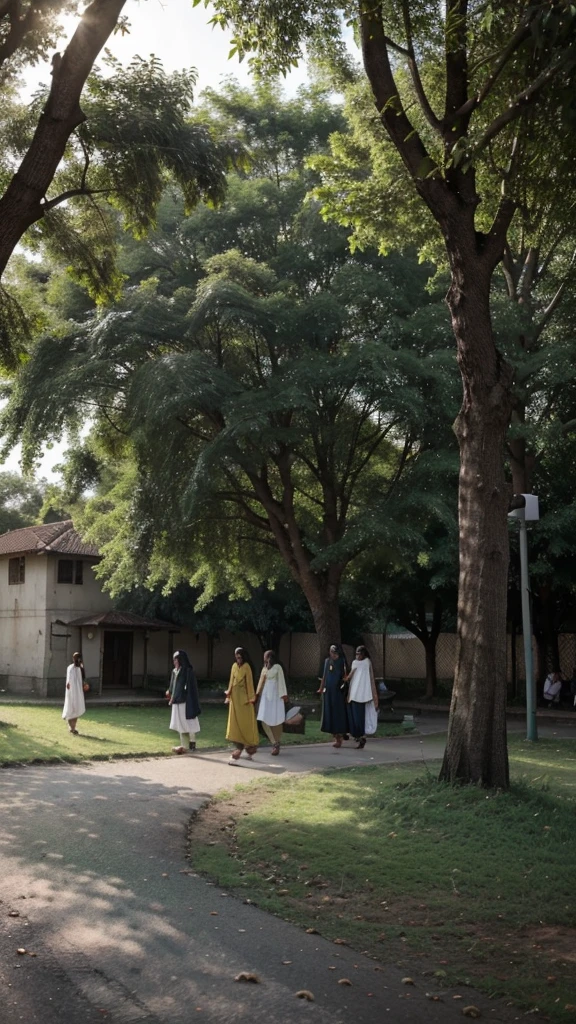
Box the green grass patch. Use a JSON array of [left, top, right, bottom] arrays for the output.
[[190, 736, 576, 1022], [0, 703, 404, 765]]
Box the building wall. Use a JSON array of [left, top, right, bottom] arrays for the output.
[[0, 553, 50, 693], [0, 553, 115, 696]]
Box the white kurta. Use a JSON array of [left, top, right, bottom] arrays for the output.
[[62, 664, 86, 721], [257, 664, 287, 727], [169, 703, 200, 736], [348, 659, 374, 703]]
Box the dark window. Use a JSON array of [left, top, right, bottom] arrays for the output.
[[8, 556, 25, 584], [57, 559, 84, 584]]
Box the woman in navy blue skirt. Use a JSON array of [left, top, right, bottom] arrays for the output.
[[318, 644, 349, 747]]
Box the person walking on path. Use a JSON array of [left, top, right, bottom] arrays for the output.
[[166, 650, 201, 754], [345, 645, 379, 749], [62, 652, 87, 735], [318, 643, 349, 748], [225, 647, 259, 761], [256, 650, 288, 755]]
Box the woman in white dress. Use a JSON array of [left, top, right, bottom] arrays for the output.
[[256, 650, 288, 755], [345, 645, 379, 749], [166, 650, 201, 754], [62, 652, 86, 735]]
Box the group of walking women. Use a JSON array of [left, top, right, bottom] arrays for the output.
[[165, 645, 289, 760], [63, 642, 379, 758]]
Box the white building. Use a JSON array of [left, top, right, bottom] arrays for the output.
[[0, 521, 179, 696]]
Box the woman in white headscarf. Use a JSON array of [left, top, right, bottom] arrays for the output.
[[256, 650, 288, 755], [62, 652, 86, 735]]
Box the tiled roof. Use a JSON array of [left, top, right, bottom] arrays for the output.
[[0, 520, 100, 557], [66, 611, 178, 631]]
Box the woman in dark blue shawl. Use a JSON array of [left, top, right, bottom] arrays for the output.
[[318, 644, 349, 747], [166, 650, 201, 754]]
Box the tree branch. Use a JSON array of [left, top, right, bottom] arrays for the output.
[[41, 186, 114, 212], [0, 0, 128, 279], [401, 0, 443, 134], [472, 53, 575, 158], [358, 4, 440, 198], [448, 16, 532, 123]]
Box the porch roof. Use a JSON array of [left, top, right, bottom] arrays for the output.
[[66, 611, 179, 631]]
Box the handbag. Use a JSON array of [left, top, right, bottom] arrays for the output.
[[364, 700, 378, 735], [283, 705, 306, 734]]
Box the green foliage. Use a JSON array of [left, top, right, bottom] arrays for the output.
[[2, 82, 458, 635], [4, 55, 230, 305], [0, 471, 44, 533]]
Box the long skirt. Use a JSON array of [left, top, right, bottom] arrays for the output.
[[169, 703, 200, 737], [62, 680, 85, 721], [320, 678, 348, 735], [347, 700, 367, 739], [226, 697, 259, 749]]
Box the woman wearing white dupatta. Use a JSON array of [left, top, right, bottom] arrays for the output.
[[256, 650, 288, 755], [345, 645, 379, 749], [62, 652, 86, 735]]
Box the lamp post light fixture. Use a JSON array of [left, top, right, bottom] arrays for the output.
[[508, 493, 540, 742]]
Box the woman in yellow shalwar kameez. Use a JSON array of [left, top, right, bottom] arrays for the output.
[[225, 647, 259, 761]]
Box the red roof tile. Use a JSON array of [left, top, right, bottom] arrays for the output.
[[0, 520, 100, 557]]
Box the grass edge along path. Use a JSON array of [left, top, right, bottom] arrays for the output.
[[189, 737, 576, 1024], [0, 703, 406, 766]]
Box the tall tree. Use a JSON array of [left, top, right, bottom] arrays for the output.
[[201, 0, 576, 786], [1, 83, 457, 657]]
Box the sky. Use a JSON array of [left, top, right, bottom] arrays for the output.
[[2, 0, 309, 480]]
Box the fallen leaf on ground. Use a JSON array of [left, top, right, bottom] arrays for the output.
[[462, 1008, 481, 1018], [8, 911, 19, 918], [426, 994, 441, 1001], [16, 949, 26, 955], [295, 990, 315, 1001], [161, 873, 169, 878], [338, 979, 352, 986], [306, 927, 318, 934], [402, 977, 414, 985], [282, 961, 292, 965], [235, 972, 260, 984], [333, 938, 347, 945], [210, 912, 218, 916]]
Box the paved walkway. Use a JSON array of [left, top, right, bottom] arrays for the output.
[[1, 725, 571, 1024]]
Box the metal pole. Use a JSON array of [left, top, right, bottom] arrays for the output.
[[518, 519, 538, 741]]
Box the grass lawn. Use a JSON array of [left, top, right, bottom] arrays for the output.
[[190, 736, 576, 1023], [0, 703, 405, 765]]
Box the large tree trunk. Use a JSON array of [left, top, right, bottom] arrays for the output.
[[298, 571, 342, 676], [0, 0, 127, 279], [440, 267, 512, 788]]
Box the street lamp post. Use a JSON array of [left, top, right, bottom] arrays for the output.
[[508, 494, 540, 742]]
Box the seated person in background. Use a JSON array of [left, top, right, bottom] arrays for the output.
[[543, 670, 563, 707]]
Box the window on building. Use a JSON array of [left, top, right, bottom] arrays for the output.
[[57, 559, 84, 584], [8, 556, 25, 584]]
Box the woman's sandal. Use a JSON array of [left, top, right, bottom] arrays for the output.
[[271, 744, 280, 756], [333, 736, 342, 748], [356, 737, 366, 750]]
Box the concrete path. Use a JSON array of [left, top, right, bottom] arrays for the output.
[[1, 724, 571, 1024]]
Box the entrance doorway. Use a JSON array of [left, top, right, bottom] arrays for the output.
[[102, 631, 133, 688]]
